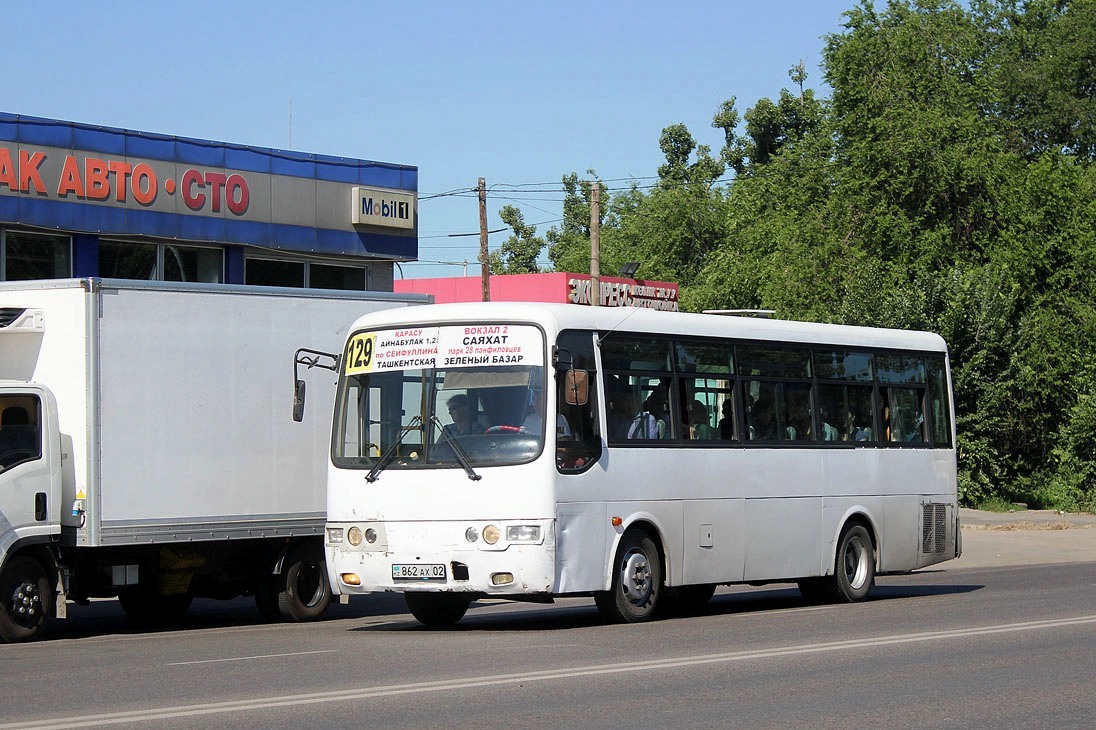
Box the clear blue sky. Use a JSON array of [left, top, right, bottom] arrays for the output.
[[7, 1, 851, 279]]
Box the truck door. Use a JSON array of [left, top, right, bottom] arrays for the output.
[[0, 391, 57, 557]]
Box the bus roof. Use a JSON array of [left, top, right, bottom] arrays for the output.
[[349, 302, 948, 353]]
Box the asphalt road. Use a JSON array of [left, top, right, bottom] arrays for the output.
[[2, 541, 1094, 729]]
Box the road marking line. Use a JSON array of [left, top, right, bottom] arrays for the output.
[[8, 614, 1096, 729], [166, 649, 339, 666]]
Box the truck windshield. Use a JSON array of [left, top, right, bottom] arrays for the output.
[[332, 324, 547, 470]]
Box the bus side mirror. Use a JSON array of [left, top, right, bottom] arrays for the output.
[[292, 380, 306, 422], [564, 370, 589, 406], [292, 347, 339, 423]]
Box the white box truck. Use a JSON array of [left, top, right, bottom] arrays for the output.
[[0, 278, 425, 642]]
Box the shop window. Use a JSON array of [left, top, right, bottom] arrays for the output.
[[99, 240, 223, 283], [311, 263, 367, 291], [100, 240, 157, 280], [246, 258, 305, 288], [1, 231, 72, 281], [163, 245, 223, 283]]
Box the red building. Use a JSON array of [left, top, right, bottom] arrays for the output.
[[395, 272, 679, 310]]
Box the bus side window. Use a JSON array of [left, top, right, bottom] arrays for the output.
[[556, 330, 602, 471]]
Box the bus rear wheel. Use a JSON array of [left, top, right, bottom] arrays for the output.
[[825, 524, 875, 602], [595, 529, 662, 623], [405, 592, 470, 627]]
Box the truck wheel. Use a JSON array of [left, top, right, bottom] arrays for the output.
[[594, 529, 662, 623], [405, 592, 470, 627], [253, 577, 282, 622], [118, 585, 193, 625], [275, 543, 331, 622], [0, 556, 52, 643]]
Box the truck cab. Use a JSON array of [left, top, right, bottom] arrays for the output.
[[0, 382, 63, 642]]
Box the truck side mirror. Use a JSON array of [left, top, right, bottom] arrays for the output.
[[564, 370, 588, 406], [292, 380, 306, 422]]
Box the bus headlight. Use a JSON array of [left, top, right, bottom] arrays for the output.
[[465, 527, 480, 543], [347, 526, 364, 546], [364, 528, 378, 544], [326, 527, 344, 545], [482, 525, 501, 545], [506, 525, 541, 542]]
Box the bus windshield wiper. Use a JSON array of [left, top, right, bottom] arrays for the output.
[[430, 415, 482, 481], [366, 415, 421, 483]]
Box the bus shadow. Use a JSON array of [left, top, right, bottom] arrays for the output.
[[351, 582, 985, 633]]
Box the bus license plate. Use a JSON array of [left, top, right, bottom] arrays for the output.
[[392, 563, 446, 581]]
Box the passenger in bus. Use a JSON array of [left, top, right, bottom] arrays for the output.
[[441, 394, 485, 439], [643, 391, 669, 439], [819, 407, 840, 441], [718, 400, 735, 440], [748, 404, 778, 440], [687, 400, 717, 440], [847, 408, 872, 441], [606, 389, 631, 439], [621, 392, 659, 439], [521, 386, 571, 438]]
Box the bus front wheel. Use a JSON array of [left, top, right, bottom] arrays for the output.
[[405, 592, 470, 627], [595, 529, 662, 623]]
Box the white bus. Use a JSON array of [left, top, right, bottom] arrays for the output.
[[316, 302, 960, 626]]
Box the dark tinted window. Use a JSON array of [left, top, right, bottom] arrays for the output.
[[737, 346, 811, 379], [814, 350, 873, 381], [927, 357, 953, 447], [600, 336, 671, 372], [247, 258, 305, 288], [876, 354, 926, 384], [675, 340, 734, 374]]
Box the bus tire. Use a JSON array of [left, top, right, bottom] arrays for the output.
[[595, 529, 662, 623], [405, 592, 470, 627], [0, 555, 52, 643], [275, 543, 332, 622], [826, 524, 875, 603]]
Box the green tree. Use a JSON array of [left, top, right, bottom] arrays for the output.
[[657, 124, 725, 186], [546, 172, 608, 273], [489, 205, 544, 274]]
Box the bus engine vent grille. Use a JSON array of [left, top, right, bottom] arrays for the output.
[[921, 503, 948, 555]]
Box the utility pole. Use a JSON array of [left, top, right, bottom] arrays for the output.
[[589, 183, 600, 307], [478, 177, 489, 302]]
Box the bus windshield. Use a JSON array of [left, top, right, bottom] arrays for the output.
[[332, 324, 547, 470]]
